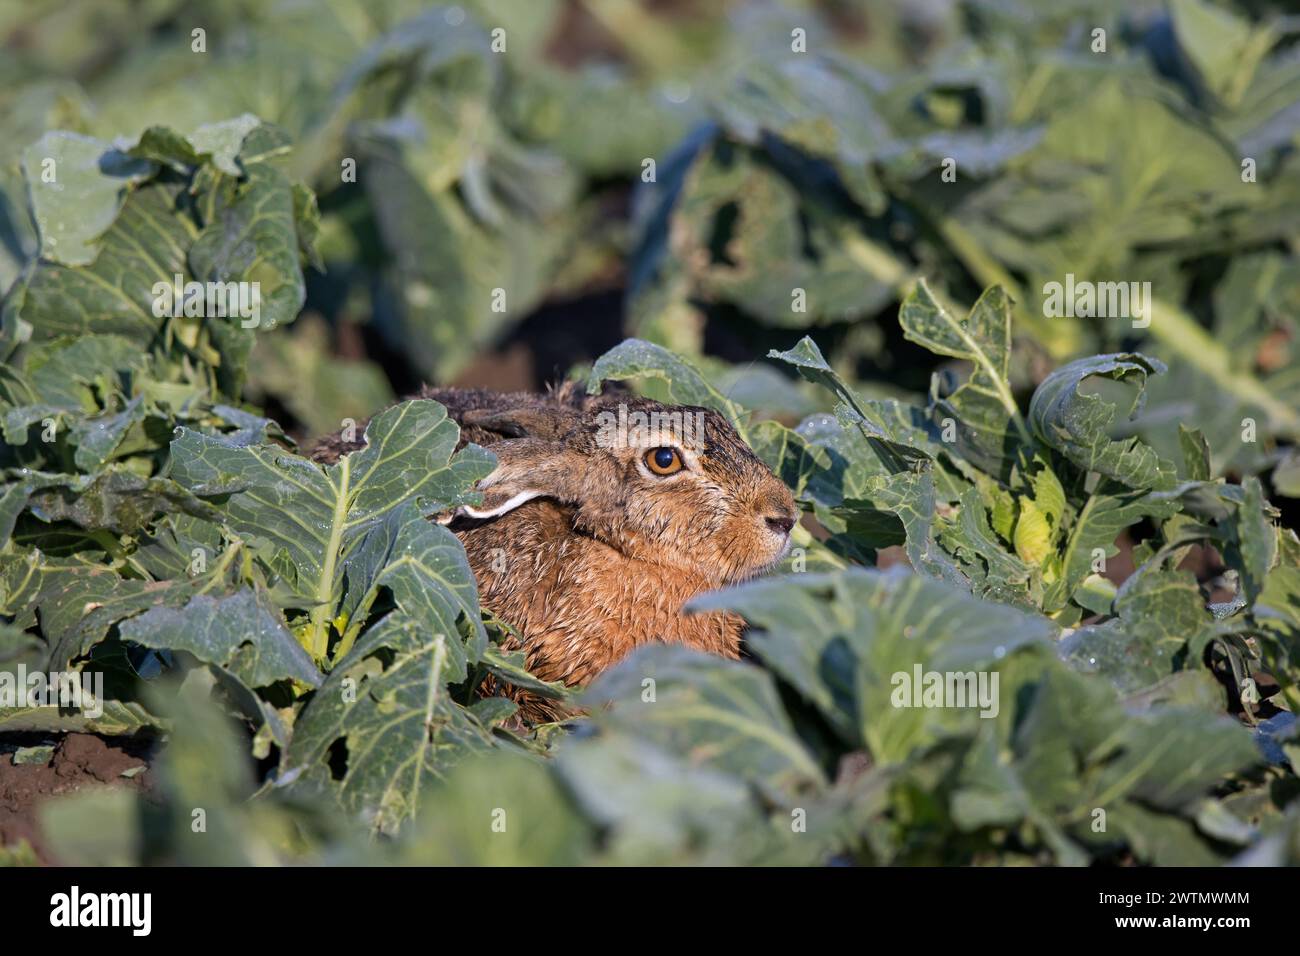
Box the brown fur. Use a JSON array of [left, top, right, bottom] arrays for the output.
[[309, 382, 797, 723]]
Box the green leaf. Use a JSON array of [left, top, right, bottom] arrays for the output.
[[1, 469, 218, 539], [336, 14, 581, 381], [581, 645, 826, 801], [1237, 477, 1277, 606], [480, 643, 572, 702], [280, 617, 496, 834], [278, 502, 497, 831], [394, 752, 595, 865], [625, 137, 898, 343], [0, 559, 235, 671], [862, 467, 968, 587], [587, 338, 746, 427], [184, 114, 264, 176], [1013, 498, 1053, 567], [1138, 266, 1300, 470], [1030, 464, 1066, 529], [69, 396, 145, 472], [245, 315, 394, 437], [336, 502, 489, 672], [1045, 481, 1179, 613], [969, 81, 1255, 287], [1172, 0, 1275, 107], [941, 486, 1033, 596], [130, 671, 294, 865], [555, 732, 814, 864], [899, 283, 1029, 476], [951, 721, 1086, 865], [9, 117, 319, 396], [791, 405, 940, 568], [771, 338, 940, 499], [769, 336, 889, 440], [187, 126, 313, 333], [20, 132, 155, 267], [0, 698, 162, 735], [0, 621, 43, 671], [1275, 449, 1300, 498], [709, 54, 890, 211], [1110, 801, 1231, 866], [1060, 568, 1215, 694], [38, 788, 142, 866], [118, 588, 322, 689], [1028, 353, 1176, 490], [953, 660, 1256, 864], [689, 568, 1056, 762], [745, 418, 824, 498], [168, 399, 492, 660], [10, 184, 191, 342], [1178, 424, 1212, 482], [1255, 564, 1300, 684], [1098, 708, 1259, 813], [770, 338, 967, 581]]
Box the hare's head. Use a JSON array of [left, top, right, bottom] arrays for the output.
[[458, 395, 798, 585]]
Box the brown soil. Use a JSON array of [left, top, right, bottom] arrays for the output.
[[0, 733, 154, 865]]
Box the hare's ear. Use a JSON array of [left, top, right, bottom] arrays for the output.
[[459, 439, 588, 519], [462, 405, 579, 441]]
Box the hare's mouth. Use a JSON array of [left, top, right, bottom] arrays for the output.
[[729, 548, 790, 584], [731, 523, 794, 581]]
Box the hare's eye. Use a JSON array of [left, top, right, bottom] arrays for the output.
[[644, 447, 683, 476]]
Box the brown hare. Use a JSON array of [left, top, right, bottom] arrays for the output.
[[311, 382, 798, 722]]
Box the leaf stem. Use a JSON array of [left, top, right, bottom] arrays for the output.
[[309, 456, 351, 662]]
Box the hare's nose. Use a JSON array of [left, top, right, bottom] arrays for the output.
[[765, 513, 796, 535]]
